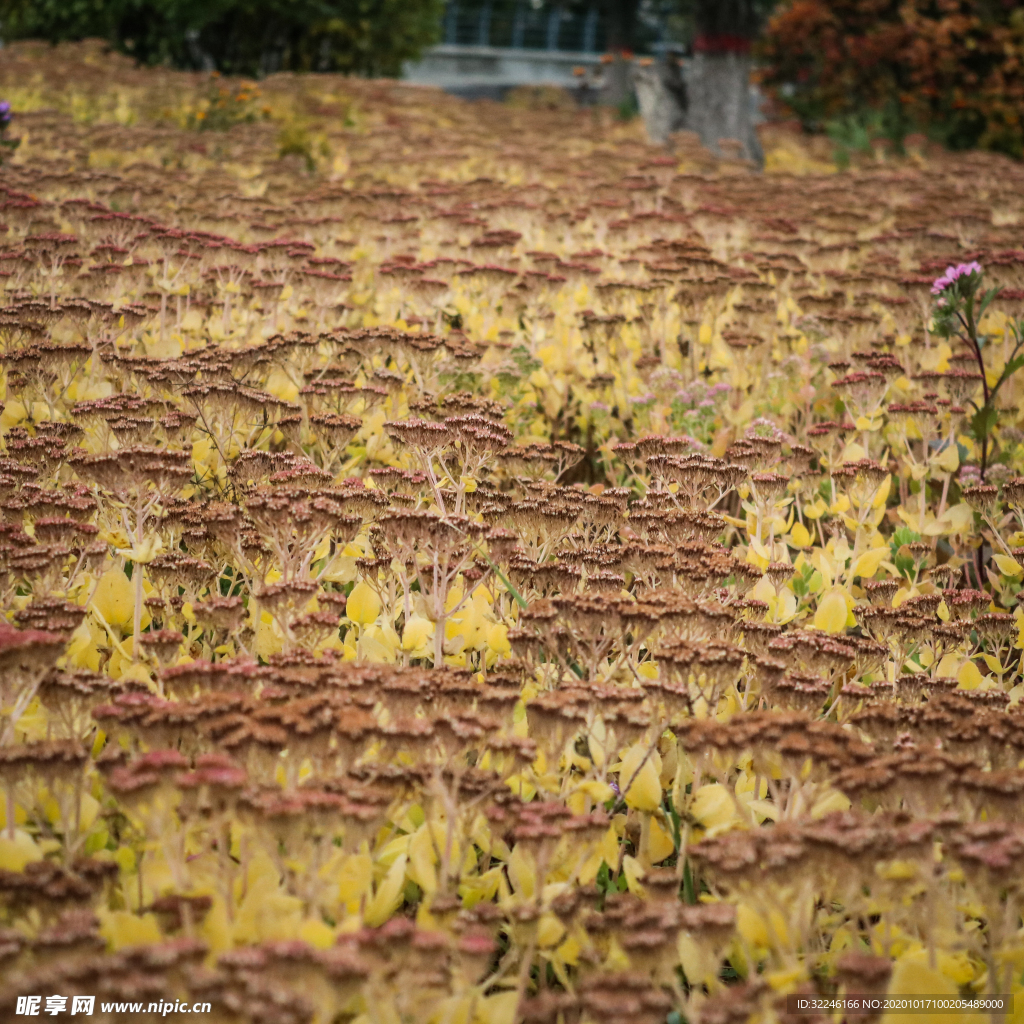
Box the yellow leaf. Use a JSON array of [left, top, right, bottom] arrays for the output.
[[364, 852, 407, 926], [538, 912, 565, 949], [746, 533, 770, 570], [851, 547, 888, 580], [92, 568, 135, 630], [265, 367, 300, 403], [621, 854, 645, 894], [619, 742, 662, 812], [981, 653, 1003, 675], [486, 622, 511, 658], [804, 498, 827, 520], [253, 610, 283, 661], [876, 860, 916, 881], [575, 779, 615, 804], [789, 521, 811, 548], [114, 535, 164, 565], [79, 792, 99, 831], [691, 783, 742, 836], [357, 626, 397, 664], [737, 903, 769, 947], [401, 615, 434, 655], [458, 865, 503, 908], [298, 918, 336, 950], [994, 553, 1023, 577], [0, 830, 43, 871], [678, 932, 716, 988], [766, 965, 807, 993], [407, 823, 439, 895], [113, 846, 136, 874], [872, 474, 892, 508], [99, 910, 163, 950], [507, 842, 536, 899], [199, 895, 232, 954], [884, 951, 967, 1024], [810, 548, 835, 590], [934, 443, 959, 474], [337, 851, 373, 906], [347, 582, 381, 625], [813, 587, 849, 634], [65, 621, 102, 671], [941, 503, 974, 535], [957, 659, 984, 691], [481, 992, 519, 1024], [648, 815, 676, 863], [0, 399, 28, 429], [811, 789, 850, 819]]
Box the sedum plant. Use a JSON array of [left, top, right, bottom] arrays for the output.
[[1, 40, 1024, 1024]]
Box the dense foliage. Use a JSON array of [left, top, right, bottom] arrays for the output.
[[0, 0, 444, 77], [758, 0, 1024, 158], [3, 40, 1024, 1024]]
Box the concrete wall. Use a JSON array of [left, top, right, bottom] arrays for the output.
[[403, 44, 603, 99]]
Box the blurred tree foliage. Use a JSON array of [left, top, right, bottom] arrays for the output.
[[0, 0, 444, 77], [757, 0, 1024, 158], [668, 0, 779, 50]]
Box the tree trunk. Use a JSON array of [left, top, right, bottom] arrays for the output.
[[684, 49, 763, 166], [604, 0, 639, 53], [632, 59, 687, 145], [600, 0, 640, 107], [684, 0, 763, 166]]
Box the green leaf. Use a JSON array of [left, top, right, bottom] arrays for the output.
[[510, 344, 541, 376], [993, 353, 1024, 399], [683, 859, 696, 904], [892, 526, 922, 549], [977, 285, 1003, 322], [970, 404, 999, 443], [894, 554, 916, 580]]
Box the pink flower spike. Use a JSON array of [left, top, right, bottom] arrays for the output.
[[931, 261, 982, 294]]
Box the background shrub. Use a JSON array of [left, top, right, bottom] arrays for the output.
[[0, 0, 445, 77], [757, 0, 1024, 158]]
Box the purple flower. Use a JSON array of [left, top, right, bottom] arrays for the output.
[[0, 102, 11, 128], [931, 261, 982, 295]]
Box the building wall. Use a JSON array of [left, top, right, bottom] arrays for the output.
[[403, 43, 603, 96]]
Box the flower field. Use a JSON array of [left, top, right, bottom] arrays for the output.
[[4, 40, 1024, 1024]]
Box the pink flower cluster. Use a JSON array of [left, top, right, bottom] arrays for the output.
[[931, 261, 982, 295]]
